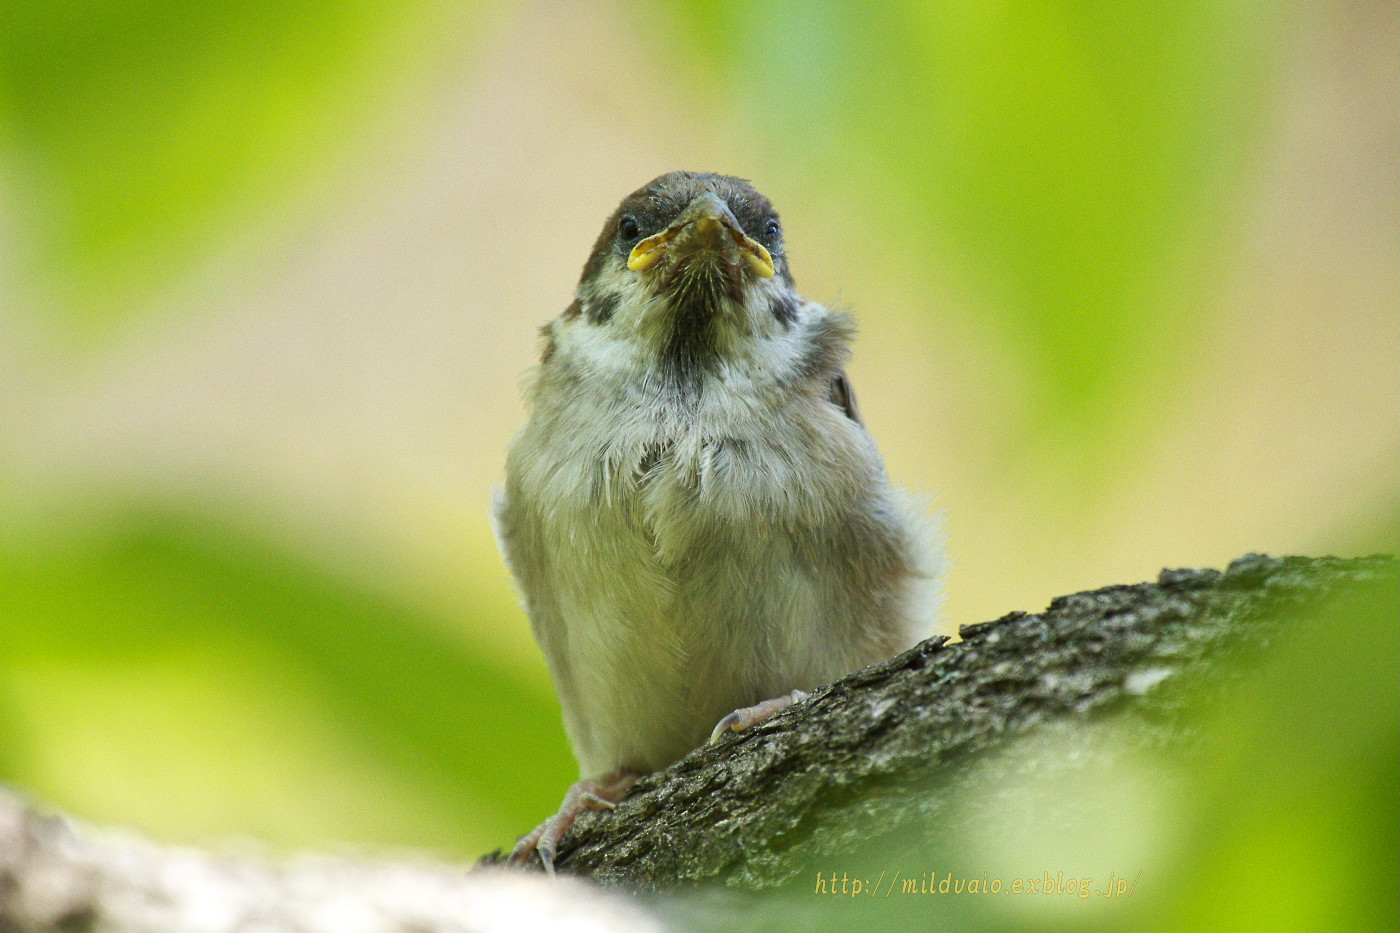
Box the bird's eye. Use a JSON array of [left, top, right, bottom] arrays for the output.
[[618, 216, 640, 241], [764, 219, 781, 240]]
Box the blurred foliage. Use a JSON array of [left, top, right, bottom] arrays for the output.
[[1156, 574, 1399, 933], [660, 0, 1293, 463], [0, 0, 471, 334], [0, 1, 1392, 921], [0, 506, 572, 854]]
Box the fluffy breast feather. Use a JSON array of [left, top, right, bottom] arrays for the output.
[[494, 301, 943, 775]]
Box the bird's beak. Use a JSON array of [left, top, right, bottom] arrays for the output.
[[628, 192, 774, 278]]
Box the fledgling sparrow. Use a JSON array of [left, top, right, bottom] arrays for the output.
[[494, 171, 944, 871]]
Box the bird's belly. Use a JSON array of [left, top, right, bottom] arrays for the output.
[[542, 484, 881, 775]]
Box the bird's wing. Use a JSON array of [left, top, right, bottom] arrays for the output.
[[829, 370, 864, 426]]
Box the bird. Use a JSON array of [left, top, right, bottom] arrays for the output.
[[493, 171, 944, 871]]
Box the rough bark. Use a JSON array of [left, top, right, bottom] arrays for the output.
[[2, 554, 1393, 931]]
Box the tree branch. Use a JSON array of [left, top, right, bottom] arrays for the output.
[[486, 553, 1396, 889]]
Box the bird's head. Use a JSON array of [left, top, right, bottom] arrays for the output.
[[562, 172, 803, 385]]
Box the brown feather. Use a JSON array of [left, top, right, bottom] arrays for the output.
[[830, 371, 863, 426]]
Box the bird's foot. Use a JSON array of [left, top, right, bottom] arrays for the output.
[[507, 769, 638, 874], [709, 689, 809, 744]]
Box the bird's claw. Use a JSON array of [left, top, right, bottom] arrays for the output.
[[708, 689, 809, 744], [579, 792, 616, 810], [507, 770, 637, 874], [508, 811, 567, 875], [708, 710, 744, 744]]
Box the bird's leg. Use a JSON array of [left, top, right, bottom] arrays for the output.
[[709, 689, 809, 744], [508, 768, 638, 874]]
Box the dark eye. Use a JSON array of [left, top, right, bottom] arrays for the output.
[[764, 219, 781, 241], [618, 216, 640, 241]]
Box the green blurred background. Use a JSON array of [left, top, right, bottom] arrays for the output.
[[0, 0, 1394, 893]]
